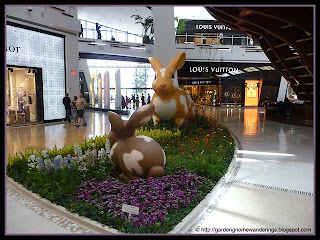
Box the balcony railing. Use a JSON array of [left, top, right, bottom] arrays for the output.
[[78, 18, 259, 47], [79, 18, 145, 44], [175, 34, 259, 46]]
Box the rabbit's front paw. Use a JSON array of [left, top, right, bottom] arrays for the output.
[[152, 115, 161, 125]]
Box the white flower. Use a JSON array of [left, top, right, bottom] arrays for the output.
[[42, 150, 49, 158], [73, 142, 82, 156], [92, 143, 95, 148], [28, 154, 38, 169], [105, 139, 111, 158]]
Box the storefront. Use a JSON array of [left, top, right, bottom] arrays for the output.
[[176, 19, 256, 46], [6, 23, 66, 125], [178, 61, 282, 106]]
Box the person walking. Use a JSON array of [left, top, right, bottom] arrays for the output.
[[141, 94, 145, 106], [136, 94, 140, 108], [75, 93, 87, 127], [62, 93, 71, 123], [147, 93, 151, 104], [126, 96, 130, 109], [71, 96, 78, 126], [219, 32, 224, 45], [132, 94, 136, 108], [96, 23, 102, 39]]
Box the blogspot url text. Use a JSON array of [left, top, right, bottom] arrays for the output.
[[194, 226, 312, 234]]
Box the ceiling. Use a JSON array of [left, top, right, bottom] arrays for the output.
[[205, 7, 314, 104], [76, 6, 215, 35]]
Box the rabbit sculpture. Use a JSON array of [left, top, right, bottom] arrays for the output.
[[149, 52, 195, 128], [107, 104, 165, 180]]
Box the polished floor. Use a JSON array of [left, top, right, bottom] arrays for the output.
[[6, 107, 314, 234]]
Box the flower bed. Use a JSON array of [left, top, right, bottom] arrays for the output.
[[7, 115, 235, 233]]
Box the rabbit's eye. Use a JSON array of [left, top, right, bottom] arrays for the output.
[[171, 74, 174, 79]]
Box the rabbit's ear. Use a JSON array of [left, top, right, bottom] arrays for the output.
[[108, 111, 125, 134], [168, 52, 186, 71], [149, 57, 163, 71], [126, 104, 155, 130]]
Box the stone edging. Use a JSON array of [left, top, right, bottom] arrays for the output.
[[6, 177, 120, 234]]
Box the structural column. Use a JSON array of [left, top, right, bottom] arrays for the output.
[[104, 71, 110, 108], [90, 73, 95, 106], [115, 69, 121, 110], [152, 7, 177, 67], [98, 73, 102, 107]]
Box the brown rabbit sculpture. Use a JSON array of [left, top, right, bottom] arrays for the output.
[[107, 104, 165, 180], [149, 52, 195, 128]]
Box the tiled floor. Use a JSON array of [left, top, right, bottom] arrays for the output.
[[5, 107, 315, 234], [188, 107, 314, 234]]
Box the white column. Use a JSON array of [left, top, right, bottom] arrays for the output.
[[115, 69, 121, 110], [152, 7, 177, 67], [98, 73, 102, 107], [104, 71, 110, 108], [90, 73, 95, 106], [277, 76, 289, 102]]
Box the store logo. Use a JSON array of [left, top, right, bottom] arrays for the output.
[[189, 67, 239, 73], [195, 24, 232, 31], [6, 45, 21, 53], [196, 24, 213, 30]]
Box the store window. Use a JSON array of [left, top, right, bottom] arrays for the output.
[[87, 60, 154, 109], [6, 67, 38, 125]]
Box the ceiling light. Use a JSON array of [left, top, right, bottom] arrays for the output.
[[89, 42, 107, 46], [129, 46, 146, 50]]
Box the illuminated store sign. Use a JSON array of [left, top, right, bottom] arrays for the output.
[[195, 24, 232, 31], [189, 66, 239, 73], [182, 20, 238, 34], [6, 25, 65, 121]]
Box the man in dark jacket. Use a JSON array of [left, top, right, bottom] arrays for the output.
[[63, 93, 71, 122]]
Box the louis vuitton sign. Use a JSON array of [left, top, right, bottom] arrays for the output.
[[6, 45, 21, 53]]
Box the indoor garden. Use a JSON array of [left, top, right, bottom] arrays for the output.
[[7, 114, 235, 233]]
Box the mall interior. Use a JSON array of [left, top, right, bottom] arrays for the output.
[[5, 5, 315, 235]]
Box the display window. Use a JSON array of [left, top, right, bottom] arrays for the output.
[[6, 67, 41, 125]]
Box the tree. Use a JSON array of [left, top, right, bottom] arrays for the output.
[[131, 15, 154, 38], [176, 18, 186, 34], [133, 68, 149, 95]]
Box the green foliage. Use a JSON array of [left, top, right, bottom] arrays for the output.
[[131, 15, 154, 36], [136, 127, 181, 140], [133, 68, 149, 95], [176, 18, 186, 34]]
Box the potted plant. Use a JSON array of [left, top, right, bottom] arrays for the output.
[[131, 15, 154, 44]]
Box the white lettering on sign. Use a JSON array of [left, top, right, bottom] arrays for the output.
[[189, 67, 239, 73], [195, 24, 232, 31], [196, 24, 213, 30], [122, 204, 139, 216]]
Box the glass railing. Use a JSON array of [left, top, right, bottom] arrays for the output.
[[78, 18, 259, 47], [175, 34, 260, 46], [78, 19, 145, 44]]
